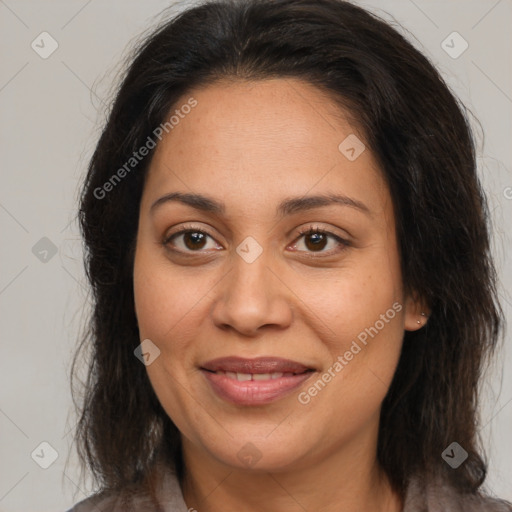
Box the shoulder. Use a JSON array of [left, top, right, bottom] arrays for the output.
[[66, 488, 159, 512], [66, 465, 189, 511], [404, 473, 512, 512], [66, 491, 118, 512]]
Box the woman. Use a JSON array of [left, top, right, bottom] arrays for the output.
[[68, 0, 512, 510]]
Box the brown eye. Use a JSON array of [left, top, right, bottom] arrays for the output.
[[291, 227, 349, 255], [164, 229, 221, 253], [303, 232, 328, 251], [182, 231, 207, 250]]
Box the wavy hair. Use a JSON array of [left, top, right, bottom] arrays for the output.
[[72, 0, 504, 499]]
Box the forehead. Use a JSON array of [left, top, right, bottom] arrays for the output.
[[144, 78, 389, 216]]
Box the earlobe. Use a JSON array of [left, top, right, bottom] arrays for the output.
[[415, 311, 428, 328], [403, 292, 430, 332]]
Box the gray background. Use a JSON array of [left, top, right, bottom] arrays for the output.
[[0, 0, 511, 510]]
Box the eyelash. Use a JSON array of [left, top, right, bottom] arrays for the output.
[[163, 224, 350, 256], [293, 225, 349, 255]]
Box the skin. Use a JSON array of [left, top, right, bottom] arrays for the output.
[[133, 78, 427, 512]]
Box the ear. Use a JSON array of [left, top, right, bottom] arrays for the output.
[[403, 290, 430, 332]]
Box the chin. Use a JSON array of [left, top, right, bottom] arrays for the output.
[[186, 422, 314, 473]]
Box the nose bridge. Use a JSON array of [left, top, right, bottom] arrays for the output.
[[211, 239, 292, 334], [231, 252, 268, 300]]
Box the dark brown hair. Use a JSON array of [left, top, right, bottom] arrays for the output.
[[73, 0, 505, 500]]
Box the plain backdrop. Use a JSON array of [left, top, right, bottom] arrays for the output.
[[0, 0, 511, 510]]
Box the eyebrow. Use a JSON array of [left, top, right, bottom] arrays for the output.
[[150, 191, 371, 217]]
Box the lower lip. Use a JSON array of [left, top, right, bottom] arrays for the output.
[[201, 370, 314, 405]]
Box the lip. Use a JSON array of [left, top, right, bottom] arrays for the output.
[[201, 356, 313, 374], [200, 356, 315, 405]]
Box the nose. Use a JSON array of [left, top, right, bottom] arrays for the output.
[[210, 249, 293, 337]]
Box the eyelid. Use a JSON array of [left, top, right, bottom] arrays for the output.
[[162, 223, 223, 255], [290, 224, 350, 255], [294, 223, 349, 241], [163, 223, 218, 245]]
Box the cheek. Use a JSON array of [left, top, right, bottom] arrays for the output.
[[133, 245, 204, 435], [294, 249, 404, 401], [294, 254, 402, 344], [295, 273, 404, 438], [133, 244, 203, 343]]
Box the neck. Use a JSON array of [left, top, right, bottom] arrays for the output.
[[181, 436, 403, 512]]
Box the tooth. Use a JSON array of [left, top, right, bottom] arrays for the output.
[[236, 373, 252, 381], [271, 372, 284, 379], [225, 371, 237, 380], [253, 373, 272, 380]]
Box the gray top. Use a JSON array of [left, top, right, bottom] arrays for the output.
[[67, 468, 512, 511]]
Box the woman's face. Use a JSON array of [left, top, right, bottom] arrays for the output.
[[133, 78, 423, 472]]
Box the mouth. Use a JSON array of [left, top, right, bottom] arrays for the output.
[[206, 370, 308, 381], [200, 356, 316, 405], [201, 356, 314, 374]]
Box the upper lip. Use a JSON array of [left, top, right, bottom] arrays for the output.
[[201, 356, 313, 374]]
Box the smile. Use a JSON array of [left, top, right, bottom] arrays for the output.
[[200, 356, 316, 405]]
